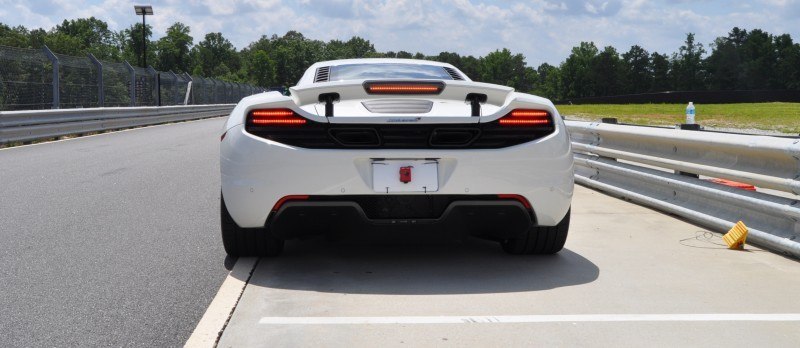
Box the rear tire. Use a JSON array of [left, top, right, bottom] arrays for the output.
[[501, 208, 570, 255], [221, 195, 284, 257]]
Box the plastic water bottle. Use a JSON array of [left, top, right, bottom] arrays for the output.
[[685, 102, 695, 124]]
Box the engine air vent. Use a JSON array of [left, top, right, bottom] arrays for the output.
[[443, 67, 464, 80], [314, 66, 330, 83], [361, 99, 433, 114]]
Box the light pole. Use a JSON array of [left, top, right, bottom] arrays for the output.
[[133, 5, 153, 67]]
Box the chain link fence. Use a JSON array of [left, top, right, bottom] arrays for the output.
[[0, 45, 266, 111]]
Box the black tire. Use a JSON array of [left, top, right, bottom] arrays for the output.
[[501, 208, 570, 255], [221, 195, 284, 257]]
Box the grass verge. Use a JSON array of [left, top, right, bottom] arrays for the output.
[[556, 102, 800, 134]]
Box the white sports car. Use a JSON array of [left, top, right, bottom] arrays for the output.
[[220, 58, 573, 256]]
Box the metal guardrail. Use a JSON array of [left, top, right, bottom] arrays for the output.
[[0, 104, 234, 144], [567, 120, 800, 259]]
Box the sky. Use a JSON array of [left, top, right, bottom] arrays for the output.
[[1, 0, 798, 67]]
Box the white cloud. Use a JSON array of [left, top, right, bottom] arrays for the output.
[[0, 0, 798, 66]]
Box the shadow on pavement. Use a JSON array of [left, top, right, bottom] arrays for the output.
[[244, 237, 599, 295]]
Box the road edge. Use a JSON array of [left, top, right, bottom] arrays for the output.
[[184, 257, 259, 348]]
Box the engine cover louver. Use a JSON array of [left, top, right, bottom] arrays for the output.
[[245, 122, 554, 149], [443, 67, 464, 80], [314, 66, 330, 83], [361, 99, 433, 114]]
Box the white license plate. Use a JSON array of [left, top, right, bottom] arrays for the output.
[[372, 160, 438, 193]]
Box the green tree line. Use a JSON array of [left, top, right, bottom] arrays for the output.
[[2, 18, 798, 99]]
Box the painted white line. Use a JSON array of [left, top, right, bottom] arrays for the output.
[[259, 314, 800, 325], [185, 257, 258, 348]]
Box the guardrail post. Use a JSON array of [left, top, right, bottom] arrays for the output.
[[676, 124, 701, 178], [42, 45, 59, 109], [148, 66, 160, 106], [601, 118, 618, 124], [87, 54, 104, 107], [124, 61, 136, 106]]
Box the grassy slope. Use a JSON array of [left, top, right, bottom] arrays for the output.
[[557, 102, 800, 134]]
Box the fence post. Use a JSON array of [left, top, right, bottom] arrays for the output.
[[168, 71, 179, 105], [209, 79, 217, 104], [42, 45, 59, 109], [124, 61, 136, 106], [87, 54, 104, 107], [183, 73, 193, 105], [148, 66, 160, 106]]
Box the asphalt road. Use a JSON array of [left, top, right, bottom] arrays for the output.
[[0, 118, 230, 347]]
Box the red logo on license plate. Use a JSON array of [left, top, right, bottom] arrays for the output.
[[399, 166, 412, 183]]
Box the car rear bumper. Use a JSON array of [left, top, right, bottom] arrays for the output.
[[221, 123, 573, 228], [268, 199, 533, 240]]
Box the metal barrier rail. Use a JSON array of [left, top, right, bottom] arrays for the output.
[[0, 104, 234, 144], [567, 120, 800, 259]]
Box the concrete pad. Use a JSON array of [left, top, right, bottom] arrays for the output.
[[217, 185, 800, 347]]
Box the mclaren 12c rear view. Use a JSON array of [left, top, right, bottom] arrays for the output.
[[220, 58, 573, 256]]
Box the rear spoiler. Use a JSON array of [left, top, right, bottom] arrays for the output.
[[289, 80, 514, 107]]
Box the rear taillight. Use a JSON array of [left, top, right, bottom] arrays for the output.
[[271, 195, 310, 212], [498, 109, 552, 127], [247, 109, 307, 126], [497, 194, 532, 209], [364, 81, 444, 95]]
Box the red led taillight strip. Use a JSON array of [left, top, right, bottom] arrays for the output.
[[368, 85, 440, 93], [364, 82, 444, 95], [498, 109, 552, 127], [247, 109, 307, 126]]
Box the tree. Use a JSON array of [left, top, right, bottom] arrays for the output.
[[590, 46, 624, 96], [191, 32, 239, 77], [672, 33, 706, 90], [649, 52, 671, 92], [0, 24, 28, 47], [459, 55, 482, 80], [621, 45, 650, 93], [53, 17, 119, 60], [773, 34, 800, 90], [244, 50, 276, 87], [534, 63, 561, 99], [122, 22, 154, 67], [433, 51, 462, 67], [739, 29, 775, 89], [560, 42, 598, 98], [154, 22, 193, 73], [344, 36, 375, 58], [706, 35, 742, 90], [479, 48, 534, 91]]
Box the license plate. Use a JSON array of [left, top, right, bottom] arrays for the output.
[[372, 160, 438, 193]]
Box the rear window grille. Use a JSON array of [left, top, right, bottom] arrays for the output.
[[314, 66, 330, 83], [443, 67, 464, 80], [361, 99, 433, 114]]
